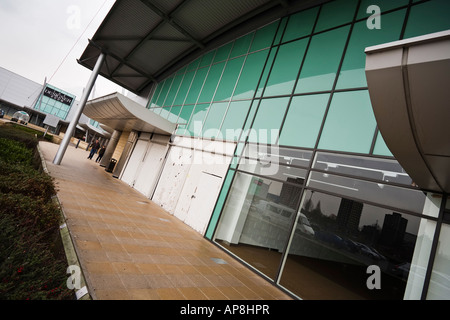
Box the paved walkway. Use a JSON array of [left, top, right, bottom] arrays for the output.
[[39, 141, 292, 300]]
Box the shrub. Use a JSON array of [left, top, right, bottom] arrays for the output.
[[0, 125, 73, 300]]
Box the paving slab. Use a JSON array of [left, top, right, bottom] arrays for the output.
[[39, 141, 292, 300]]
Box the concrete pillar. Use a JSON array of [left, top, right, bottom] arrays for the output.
[[113, 131, 138, 178], [100, 129, 121, 167]]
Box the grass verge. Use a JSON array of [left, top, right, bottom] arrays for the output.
[[0, 123, 74, 300]]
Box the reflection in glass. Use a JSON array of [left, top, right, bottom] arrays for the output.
[[313, 152, 413, 186], [307, 171, 426, 215], [238, 157, 307, 186], [263, 39, 308, 97], [318, 90, 376, 153], [279, 190, 421, 299], [241, 143, 312, 168], [278, 94, 330, 149], [336, 10, 406, 89], [214, 172, 304, 280], [295, 26, 350, 93], [427, 223, 450, 300], [248, 97, 289, 144]]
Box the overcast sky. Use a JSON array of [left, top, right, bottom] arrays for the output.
[[0, 0, 123, 100]]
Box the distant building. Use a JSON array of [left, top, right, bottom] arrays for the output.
[[337, 198, 363, 235], [380, 212, 408, 247], [0, 66, 109, 142]]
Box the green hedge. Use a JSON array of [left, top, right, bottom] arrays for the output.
[[0, 125, 73, 300]]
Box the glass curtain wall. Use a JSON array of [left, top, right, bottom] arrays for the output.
[[34, 84, 75, 120], [146, 0, 450, 299]]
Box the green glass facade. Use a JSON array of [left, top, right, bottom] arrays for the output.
[[34, 84, 75, 120], [146, 0, 450, 300]]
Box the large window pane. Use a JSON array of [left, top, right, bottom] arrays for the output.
[[314, 0, 357, 32], [201, 102, 228, 139], [404, 0, 450, 38], [200, 50, 215, 67], [336, 10, 406, 89], [213, 42, 233, 63], [230, 33, 253, 58], [164, 72, 183, 107], [176, 105, 195, 135], [159, 106, 171, 119], [232, 50, 269, 100], [186, 103, 209, 136], [214, 172, 304, 280], [148, 83, 163, 108], [214, 57, 245, 102], [198, 62, 226, 103], [250, 21, 278, 52], [167, 105, 182, 123], [173, 70, 195, 106], [187, 57, 200, 71], [239, 100, 259, 142], [279, 93, 330, 148], [427, 223, 450, 300], [256, 49, 276, 97], [248, 97, 289, 144], [318, 90, 376, 154], [357, 0, 409, 19], [155, 78, 173, 107], [264, 38, 308, 97], [295, 26, 350, 94], [373, 131, 393, 157], [282, 7, 319, 43], [205, 170, 236, 240], [220, 100, 252, 140], [184, 68, 208, 105], [279, 190, 422, 299]]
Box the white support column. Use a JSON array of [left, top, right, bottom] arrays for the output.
[[53, 53, 105, 165]]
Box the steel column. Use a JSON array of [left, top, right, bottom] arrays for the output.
[[53, 53, 105, 165]]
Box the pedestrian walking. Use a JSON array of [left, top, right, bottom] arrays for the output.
[[96, 145, 106, 163], [88, 139, 100, 160]]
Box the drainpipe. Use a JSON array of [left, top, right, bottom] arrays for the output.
[[53, 53, 105, 165]]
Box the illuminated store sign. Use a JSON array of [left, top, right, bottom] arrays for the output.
[[43, 87, 74, 106]]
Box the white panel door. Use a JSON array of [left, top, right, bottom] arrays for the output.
[[173, 150, 204, 223], [152, 146, 193, 213], [133, 142, 168, 198], [184, 172, 223, 235], [120, 139, 149, 186], [173, 150, 230, 235]]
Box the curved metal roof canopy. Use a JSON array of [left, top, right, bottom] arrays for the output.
[[84, 92, 176, 134], [78, 0, 325, 95], [365, 30, 450, 194]]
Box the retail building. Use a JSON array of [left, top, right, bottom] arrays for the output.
[[75, 0, 450, 299], [0, 66, 109, 142]]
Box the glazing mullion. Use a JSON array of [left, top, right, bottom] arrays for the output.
[[199, 40, 236, 138], [217, 32, 257, 138], [274, 2, 324, 286], [183, 50, 217, 136], [207, 19, 286, 240], [422, 195, 448, 299]]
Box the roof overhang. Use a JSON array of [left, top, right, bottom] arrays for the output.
[[78, 0, 328, 95], [365, 30, 450, 194], [78, 122, 111, 139], [84, 92, 176, 135]]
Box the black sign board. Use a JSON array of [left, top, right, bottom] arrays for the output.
[[43, 87, 74, 106]]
